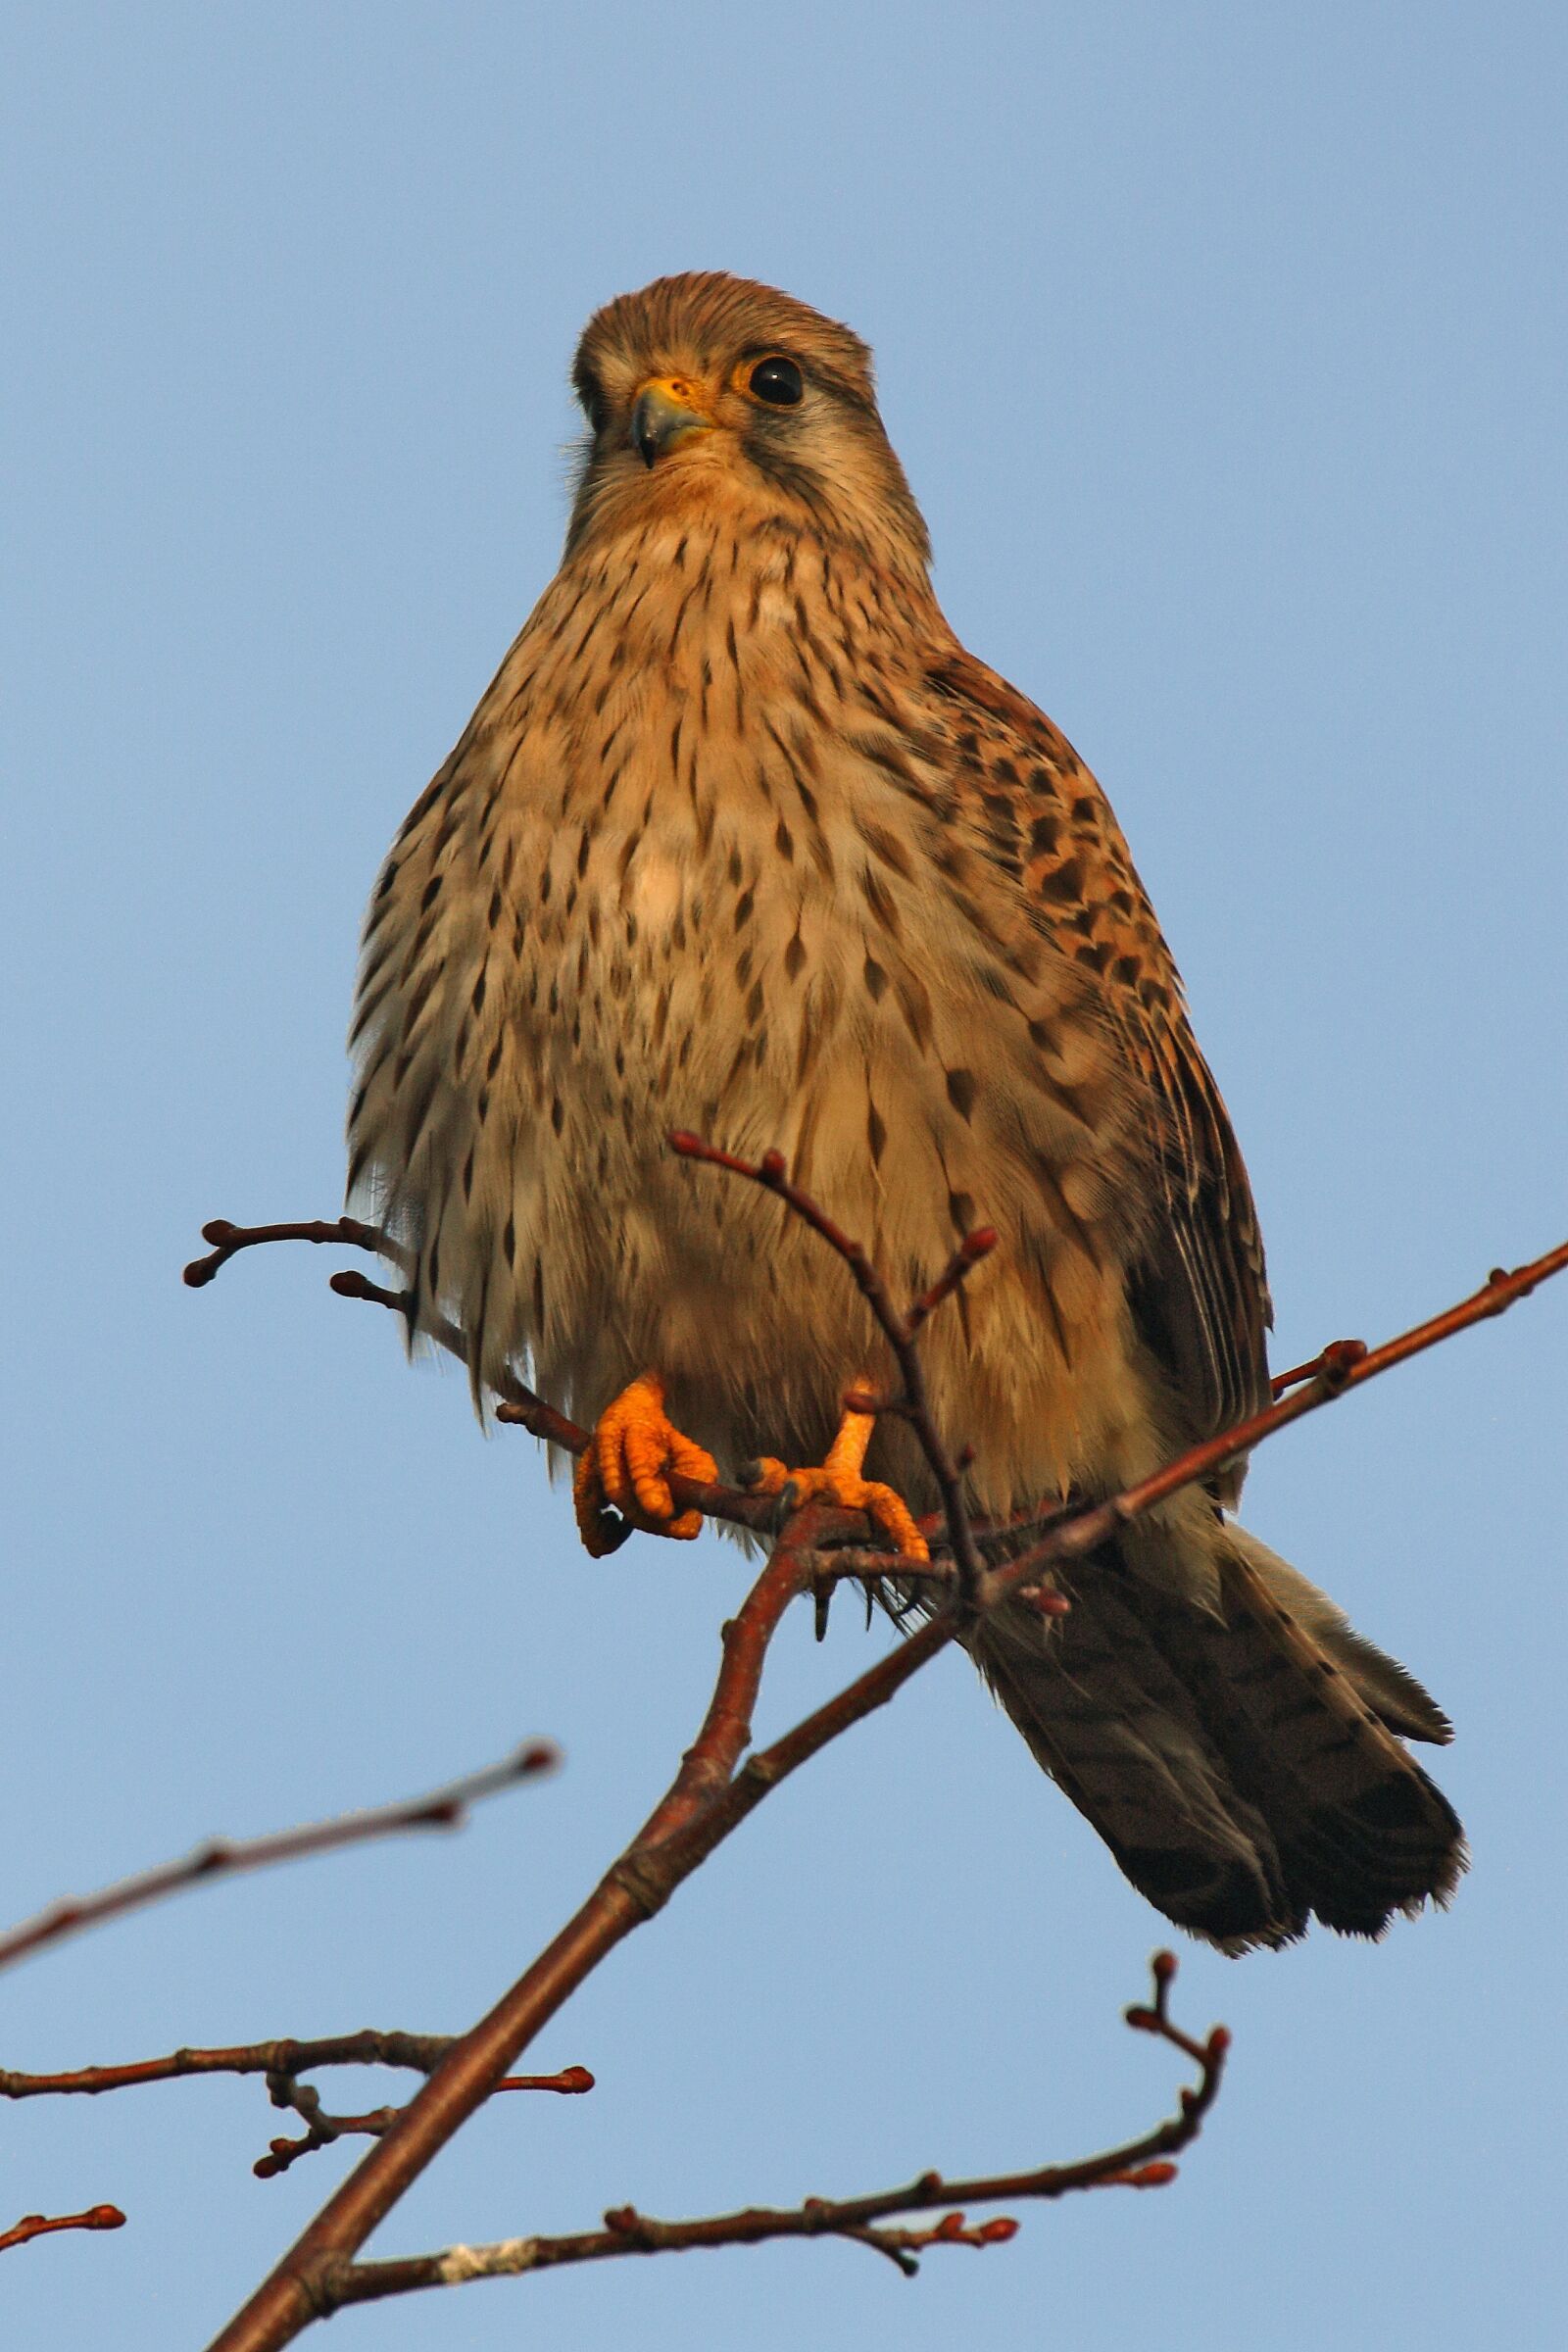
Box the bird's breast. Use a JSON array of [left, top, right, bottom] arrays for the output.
[[350, 528, 1152, 1504]]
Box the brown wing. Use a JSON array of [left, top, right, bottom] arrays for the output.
[[923, 649, 1272, 1455]]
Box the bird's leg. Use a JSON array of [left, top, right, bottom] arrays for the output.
[[744, 1405, 929, 1562], [572, 1373, 718, 1559]]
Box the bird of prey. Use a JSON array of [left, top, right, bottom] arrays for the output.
[[348, 271, 1463, 1951]]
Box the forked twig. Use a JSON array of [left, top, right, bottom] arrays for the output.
[[185, 1215, 780, 1537], [1, 2035, 591, 2181], [287, 1952, 1223, 2304], [251, 2060, 593, 2180], [181, 1179, 1566, 2349], [186, 1190, 1566, 1589], [668, 1131, 994, 1596], [183, 1218, 398, 1289]]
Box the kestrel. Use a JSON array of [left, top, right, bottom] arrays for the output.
[[348, 272, 1463, 1950]]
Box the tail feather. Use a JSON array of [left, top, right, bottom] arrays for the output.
[[967, 1518, 1465, 1953], [1225, 1529, 1453, 1746]]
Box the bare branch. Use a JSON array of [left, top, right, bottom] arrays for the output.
[[1, 2029, 591, 2186], [985, 1236, 1568, 1571], [0, 2205, 125, 2256], [252, 2061, 594, 2181], [182, 1217, 398, 1289], [185, 1212, 783, 1539], [0, 1743, 560, 1977], [301, 1954, 1222, 2307], [0, 2038, 592, 2105], [202, 1228, 1565, 2349], [669, 1131, 994, 1598]]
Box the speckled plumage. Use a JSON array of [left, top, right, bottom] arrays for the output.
[[348, 273, 1463, 1949]]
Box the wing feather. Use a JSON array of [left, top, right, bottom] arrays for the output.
[[923, 650, 1271, 1458]]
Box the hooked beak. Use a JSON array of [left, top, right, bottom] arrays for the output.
[[630, 376, 713, 468]]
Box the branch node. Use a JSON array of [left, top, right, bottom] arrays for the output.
[[1316, 1338, 1368, 1393], [605, 1852, 674, 1921], [189, 1215, 1567, 2337]]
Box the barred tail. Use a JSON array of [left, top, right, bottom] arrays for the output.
[[969, 1521, 1465, 1953]]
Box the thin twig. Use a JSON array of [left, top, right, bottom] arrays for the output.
[[0, 2205, 125, 2256], [253, 2061, 594, 2180], [205, 1232, 1565, 2349], [0, 2039, 592, 2104], [305, 1953, 1222, 2305], [206, 1502, 846, 2347], [668, 1132, 994, 1598], [988, 1240, 1568, 1580], [0, 2034, 591, 2185], [0, 1743, 559, 1977], [185, 1210, 1568, 1574], [186, 1214, 781, 1539], [183, 1218, 398, 1289]]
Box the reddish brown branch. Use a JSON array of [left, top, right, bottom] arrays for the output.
[[1, 2031, 476, 2102], [205, 1230, 1565, 2348], [0, 2205, 125, 2256], [204, 1498, 861, 2347], [185, 1208, 1567, 1580], [326, 1267, 411, 1316], [0, 1743, 559, 1977], [295, 1954, 1221, 2305], [1269, 1337, 1371, 1396], [183, 1217, 395, 1288], [1024, 1239, 1568, 1570], [253, 2061, 594, 2180], [626, 1235, 1568, 1887], [187, 1212, 781, 1539], [497, 2066, 595, 2094], [187, 1213, 587, 1460], [0, 2031, 591, 2179], [620, 1497, 858, 1869], [669, 1131, 993, 1597]]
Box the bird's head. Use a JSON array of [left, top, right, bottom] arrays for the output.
[[564, 272, 930, 578]]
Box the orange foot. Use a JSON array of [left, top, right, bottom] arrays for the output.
[[743, 1408, 929, 1561], [572, 1373, 718, 1559]]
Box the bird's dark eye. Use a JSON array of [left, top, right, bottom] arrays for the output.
[[748, 355, 804, 407]]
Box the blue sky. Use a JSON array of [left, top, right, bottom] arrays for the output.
[[5, 5, 1565, 2346]]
